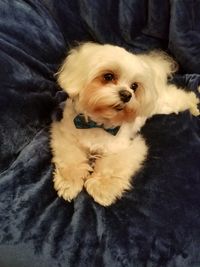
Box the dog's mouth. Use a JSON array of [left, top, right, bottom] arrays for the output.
[[113, 103, 125, 111]]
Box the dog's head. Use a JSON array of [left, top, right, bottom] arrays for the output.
[[57, 43, 177, 127]]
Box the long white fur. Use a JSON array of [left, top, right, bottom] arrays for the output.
[[51, 42, 199, 206]]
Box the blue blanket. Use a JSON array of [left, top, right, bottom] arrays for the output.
[[0, 1, 200, 266]]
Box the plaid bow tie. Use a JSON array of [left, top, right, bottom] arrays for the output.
[[73, 114, 120, 136]]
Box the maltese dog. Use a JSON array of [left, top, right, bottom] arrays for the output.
[[50, 42, 199, 206]]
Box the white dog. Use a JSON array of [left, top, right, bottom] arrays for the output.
[[50, 42, 199, 206]]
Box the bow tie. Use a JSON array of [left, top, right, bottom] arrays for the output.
[[73, 114, 120, 136]]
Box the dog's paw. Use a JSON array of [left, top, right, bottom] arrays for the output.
[[54, 168, 84, 201], [84, 173, 131, 206], [188, 92, 199, 116], [54, 164, 91, 201]]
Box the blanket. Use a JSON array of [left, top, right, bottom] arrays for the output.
[[0, 1, 200, 266]]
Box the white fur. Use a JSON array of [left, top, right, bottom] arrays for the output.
[[51, 42, 199, 206]]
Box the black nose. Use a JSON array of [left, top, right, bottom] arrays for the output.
[[119, 89, 132, 103]]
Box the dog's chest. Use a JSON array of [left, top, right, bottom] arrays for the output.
[[70, 122, 137, 156], [63, 101, 145, 155]]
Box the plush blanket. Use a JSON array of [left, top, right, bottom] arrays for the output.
[[0, 1, 200, 266]]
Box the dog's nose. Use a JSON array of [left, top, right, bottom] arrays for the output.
[[119, 89, 132, 103]]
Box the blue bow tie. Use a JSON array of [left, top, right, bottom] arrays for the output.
[[73, 114, 120, 136]]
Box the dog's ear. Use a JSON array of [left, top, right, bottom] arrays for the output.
[[135, 51, 178, 117], [56, 46, 84, 98], [56, 42, 100, 98], [139, 51, 178, 87], [56, 47, 82, 97], [151, 51, 177, 76]]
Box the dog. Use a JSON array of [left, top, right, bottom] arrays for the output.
[[50, 42, 199, 206]]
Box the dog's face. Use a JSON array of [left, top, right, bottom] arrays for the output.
[[58, 43, 175, 127], [76, 65, 144, 127]]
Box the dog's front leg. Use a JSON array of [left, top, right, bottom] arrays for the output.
[[84, 135, 148, 206], [51, 125, 92, 202]]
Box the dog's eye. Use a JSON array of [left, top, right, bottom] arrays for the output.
[[103, 73, 115, 81], [130, 82, 138, 92]]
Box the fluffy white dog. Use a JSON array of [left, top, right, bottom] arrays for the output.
[[50, 42, 199, 206]]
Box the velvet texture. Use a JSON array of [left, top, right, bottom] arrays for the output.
[[0, 1, 200, 266]]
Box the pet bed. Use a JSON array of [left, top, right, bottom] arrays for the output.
[[0, 1, 200, 266]]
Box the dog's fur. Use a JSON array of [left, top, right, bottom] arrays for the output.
[[50, 42, 199, 206]]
